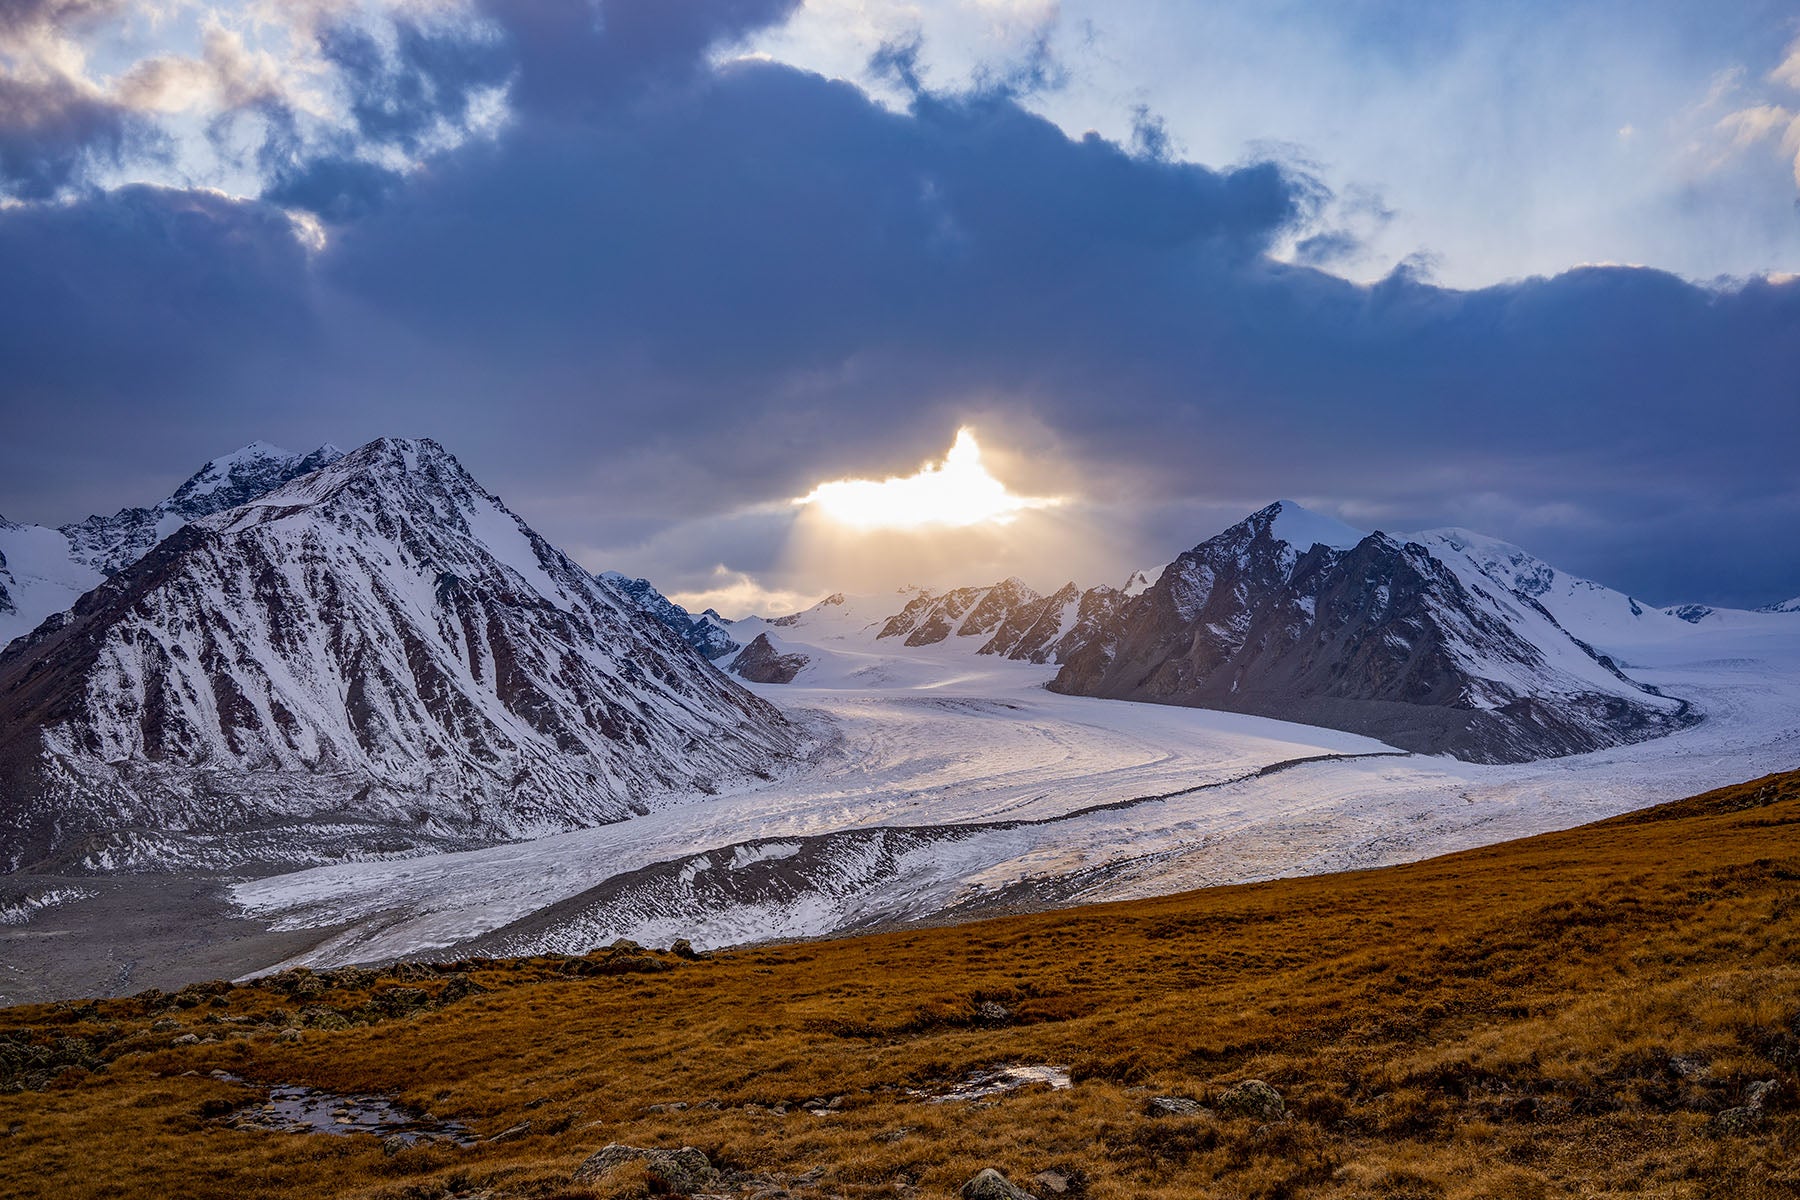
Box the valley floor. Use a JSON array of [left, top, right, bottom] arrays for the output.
[[210, 610, 1800, 978]]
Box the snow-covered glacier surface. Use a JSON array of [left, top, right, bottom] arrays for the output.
[[233, 604, 1800, 971]]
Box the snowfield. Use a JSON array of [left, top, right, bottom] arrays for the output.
[[232, 605, 1800, 971]]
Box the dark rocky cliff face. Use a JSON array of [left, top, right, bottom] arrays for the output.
[[728, 634, 811, 684], [1048, 503, 1694, 764]]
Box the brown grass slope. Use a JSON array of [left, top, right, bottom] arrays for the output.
[[2, 771, 1797, 1200]]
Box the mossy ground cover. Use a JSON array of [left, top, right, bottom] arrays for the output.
[[2, 771, 1797, 1199]]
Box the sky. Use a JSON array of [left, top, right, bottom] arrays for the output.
[[0, 0, 1796, 612]]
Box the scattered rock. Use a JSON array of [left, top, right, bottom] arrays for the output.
[[485, 1120, 530, 1142], [436, 973, 485, 1005], [1146, 1096, 1204, 1118], [382, 1134, 409, 1156], [326, 967, 378, 990], [274, 1028, 303, 1044], [169, 1033, 201, 1047], [573, 1143, 716, 1193], [670, 939, 701, 960], [975, 1001, 1012, 1025], [1217, 1079, 1285, 1121], [1031, 1169, 1071, 1195], [609, 938, 643, 954], [960, 1167, 1036, 1200], [275, 972, 324, 1001], [150, 1018, 181, 1034], [1716, 1079, 1781, 1133], [1715, 1105, 1764, 1133], [297, 1006, 350, 1030], [374, 986, 430, 1016], [1669, 1055, 1711, 1080]]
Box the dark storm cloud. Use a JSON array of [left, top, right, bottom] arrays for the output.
[[0, 0, 1795, 606], [0, 73, 136, 197], [317, 17, 513, 153]]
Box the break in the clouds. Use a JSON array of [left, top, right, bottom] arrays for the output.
[[0, 0, 1796, 610]]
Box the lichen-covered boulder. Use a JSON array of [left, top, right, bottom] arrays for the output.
[[960, 1167, 1036, 1200], [1218, 1079, 1285, 1121]]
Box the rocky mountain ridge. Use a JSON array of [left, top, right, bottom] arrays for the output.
[[598, 572, 739, 659], [1043, 503, 1694, 763], [1, 442, 343, 649]]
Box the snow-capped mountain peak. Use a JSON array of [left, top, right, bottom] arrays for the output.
[[1258, 499, 1367, 553], [1121, 566, 1164, 596], [1047, 501, 1694, 763], [0, 435, 800, 872], [66, 439, 348, 577]]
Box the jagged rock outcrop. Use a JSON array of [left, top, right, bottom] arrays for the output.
[[979, 583, 1135, 665], [1048, 502, 1694, 764], [0, 438, 801, 872], [728, 633, 810, 684], [598, 571, 738, 659], [878, 577, 1061, 651]]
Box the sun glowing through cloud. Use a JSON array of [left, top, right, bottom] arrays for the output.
[[795, 428, 1059, 531]]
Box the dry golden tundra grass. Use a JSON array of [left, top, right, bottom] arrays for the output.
[[2, 771, 1798, 1200]]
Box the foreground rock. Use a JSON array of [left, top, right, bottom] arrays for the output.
[[1715, 1079, 1781, 1133], [573, 1143, 716, 1192], [961, 1168, 1037, 1200], [1217, 1079, 1285, 1121]]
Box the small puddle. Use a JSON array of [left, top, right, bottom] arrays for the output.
[[913, 1064, 1072, 1103], [219, 1075, 475, 1146]]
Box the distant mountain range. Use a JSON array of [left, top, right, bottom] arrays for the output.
[[0, 439, 800, 872], [688, 501, 1717, 764]]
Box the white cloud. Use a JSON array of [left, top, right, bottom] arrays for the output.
[[1719, 103, 1794, 147], [1771, 35, 1800, 90]]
